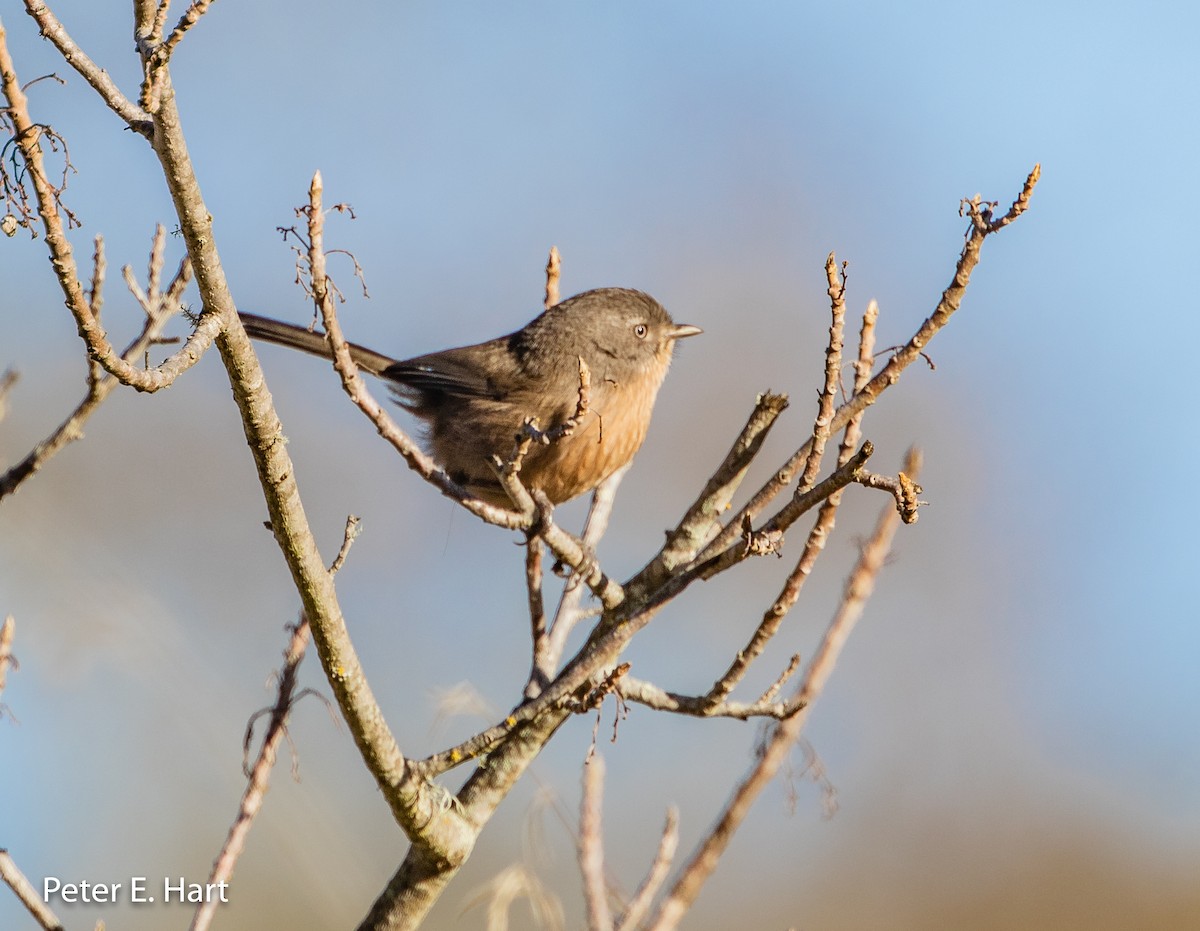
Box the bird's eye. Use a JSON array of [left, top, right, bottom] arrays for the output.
[[634, 323, 648, 339]]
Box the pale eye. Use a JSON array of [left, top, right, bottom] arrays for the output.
[[634, 323, 649, 339]]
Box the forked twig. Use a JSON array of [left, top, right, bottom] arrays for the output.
[[190, 516, 360, 931], [0, 229, 192, 501], [644, 449, 921, 931]]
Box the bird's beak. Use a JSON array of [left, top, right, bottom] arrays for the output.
[[669, 323, 703, 340]]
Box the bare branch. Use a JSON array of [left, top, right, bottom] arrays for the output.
[[0, 614, 14, 706], [540, 465, 628, 683], [614, 806, 678, 931], [535, 507, 624, 611], [525, 537, 549, 698], [191, 515, 358, 931], [754, 652, 802, 705], [0, 232, 191, 501], [190, 621, 310, 931], [797, 253, 848, 493], [0, 849, 64, 931], [978, 163, 1040, 231], [644, 392, 790, 584], [149, 1, 173, 43], [544, 245, 561, 309], [329, 514, 363, 575], [675, 442, 873, 589], [680, 166, 1040, 574], [618, 674, 805, 721], [705, 300, 879, 705], [644, 449, 921, 931], [291, 179, 530, 529], [20, 1, 153, 135], [854, 465, 925, 523], [87, 233, 106, 318], [162, 0, 217, 58], [0, 45, 212, 392], [0, 369, 18, 424], [579, 756, 614, 931]]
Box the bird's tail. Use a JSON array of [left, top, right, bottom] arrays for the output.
[[238, 312, 398, 377]]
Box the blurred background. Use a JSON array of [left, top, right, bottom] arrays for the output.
[[2, 2, 1198, 929]]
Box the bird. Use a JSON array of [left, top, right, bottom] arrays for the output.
[[239, 288, 701, 507]]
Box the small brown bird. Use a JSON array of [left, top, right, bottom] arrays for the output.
[[239, 288, 701, 506]]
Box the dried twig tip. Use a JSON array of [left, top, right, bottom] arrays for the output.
[[544, 245, 561, 309]]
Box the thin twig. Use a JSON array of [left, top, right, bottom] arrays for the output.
[[20, 1, 153, 135], [191, 516, 359, 931], [87, 233, 106, 318], [541, 465, 629, 682], [0, 849, 64, 930], [0, 233, 191, 501], [673, 443, 873, 589], [149, 0, 173, 43], [162, 0, 217, 58], [544, 245, 561, 309], [644, 449, 920, 931], [578, 756, 614, 931], [0, 43, 214, 392], [754, 653, 802, 705], [797, 253, 847, 493], [189, 620, 310, 931], [680, 166, 1039, 574], [0, 369, 17, 424], [854, 468, 924, 523], [329, 514, 363, 575], [705, 300, 879, 705], [298, 207, 621, 611], [0, 614, 14, 705], [618, 674, 805, 721], [293, 177, 530, 530], [613, 806, 678, 931], [525, 537, 549, 698]]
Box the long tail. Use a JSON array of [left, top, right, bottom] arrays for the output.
[[238, 312, 398, 377]]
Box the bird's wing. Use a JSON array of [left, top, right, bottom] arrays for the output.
[[382, 343, 506, 400]]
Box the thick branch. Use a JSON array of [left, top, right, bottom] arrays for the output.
[[649, 392, 790, 581], [258, 171, 472, 857]]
